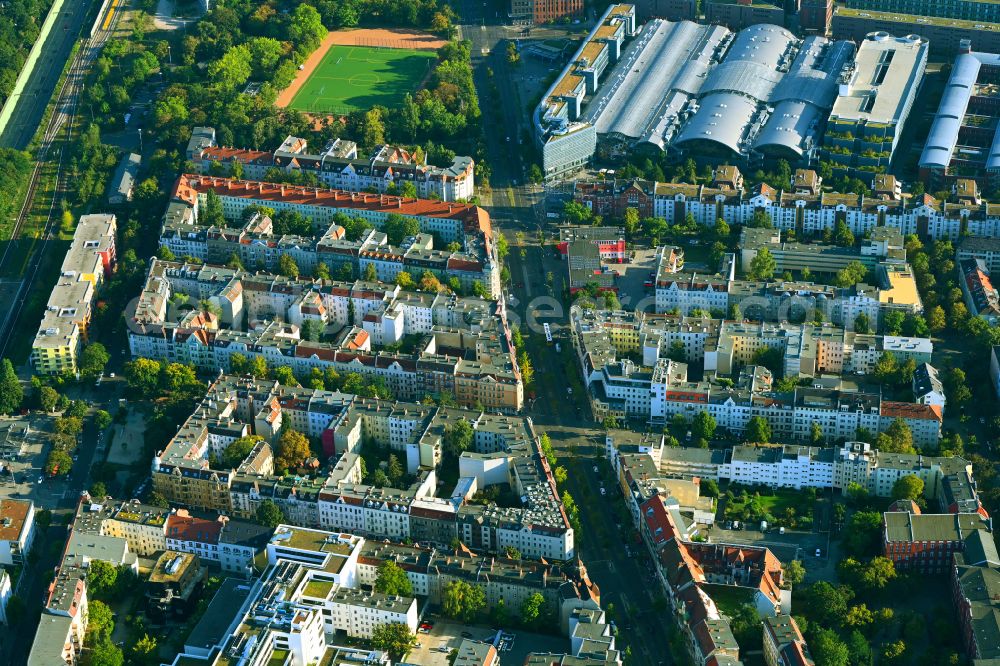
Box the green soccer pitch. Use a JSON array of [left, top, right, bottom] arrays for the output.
[[288, 45, 436, 114]]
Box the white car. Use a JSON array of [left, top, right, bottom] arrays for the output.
[[592, 465, 598, 473], [599, 487, 606, 496]]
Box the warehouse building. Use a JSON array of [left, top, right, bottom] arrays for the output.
[[919, 49, 1000, 186]]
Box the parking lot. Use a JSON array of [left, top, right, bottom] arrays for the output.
[[614, 246, 661, 312], [700, 523, 838, 584], [406, 618, 567, 665]]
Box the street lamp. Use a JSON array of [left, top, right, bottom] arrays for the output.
[[138, 128, 142, 153]]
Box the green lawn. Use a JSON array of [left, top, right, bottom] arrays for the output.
[[702, 584, 756, 618], [288, 45, 435, 114]]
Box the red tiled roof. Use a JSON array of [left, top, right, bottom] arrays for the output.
[[173, 175, 485, 224], [165, 512, 222, 544]]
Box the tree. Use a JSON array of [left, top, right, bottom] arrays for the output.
[[395, 271, 415, 289], [839, 556, 896, 591], [273, 366, 299, 387], [444, 420, 474, 458], [748, 247, 776, 280], [701, 479, 720, 498], [784, 560, 805, 587], [749, 209, 773, 228], [387, 454, 404, 484], [79, 343, 110, 379], [927, 305, 946, 333], [442, 580, 486, 622], [811, 627, 850, 666], [539, 433, 556, 467], [843, 511, 884, 557], [276, 429, 310, 471], [624, 208, 640, 236], [805, 581, 852, 626], [692, 411, 716, 442], [39, 385, 59, 412], [383, 214, 420, 246], [875, 418, 914, 454], [130, 634, 159, 666], [833, 220, 855, 247], [362, 263, 378, 282], [94, 410, 112, 430], [375, 561, 414, 597], [892, 474, 924, 501], [745, 416, 771, 444], [846, 630, 872, 666], [835, 260, 869, 288], [147, 491, 169, 508], [554, 465, 568, 486], [520, 592, 547, 629], [255, 499, 285, 527], [371, 622, 417, 662], [0, 359, 21, 415], [222, 435, 262, 469], [882, 640, 906, 663], [45, 449, 72, 476], [85, 635, 125, 666], [944, 367, 972, 407], [88, 561, 119, 600], [883, 310, 905, 335], [854, 312, 871, 334], [714, 217, 730, 241], [277, 253, 299, 278], [90, 481, 107, 498], [810, 421, 823, 445], [124, 358, 161, 393]]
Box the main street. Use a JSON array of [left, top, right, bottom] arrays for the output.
[[456, 1, 677, 642]]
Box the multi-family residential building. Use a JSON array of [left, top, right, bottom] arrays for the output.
[[509, 0, 583, 24], [637, 493, 785, 665], [912, 363, 946, 411], [952, 530, 1000, 662], [738, 225, 906, 275], [31, 214, 117, 374], [160, 174, 500, 298], [958, 235, 1000, 274], [0, 499, 35, 566], [608, 435, 987, 517], [959, 257, 1000, 323], [129, 261, 522, 413], [151, 376, 573, 561], [187, 128, 475, 201], [574, 310, 940, 443], [575, 170, 1000, 242], [763, 615, 814, 666]]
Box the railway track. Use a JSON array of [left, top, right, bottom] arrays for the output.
[[0, 2, 123, 360]]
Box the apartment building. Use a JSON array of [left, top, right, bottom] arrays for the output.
[[844, 0, 1000, 23], [510, 0, 583, 23], [952, 531, 1000, 663], [152, 377, 573, 561], [959, 257, 1000, 323], [763, 615, 814, 666], [738, 225, 905, 275], [574, 310, 940, 444], [129, 261, 522, 413], [576, 170, 1000, 242], [161, 174, 499, 298], [609, 435, 987, 520], [187, 128, 475, 201], [31, 214, 117, 374], [0, 499, 35, 566]]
